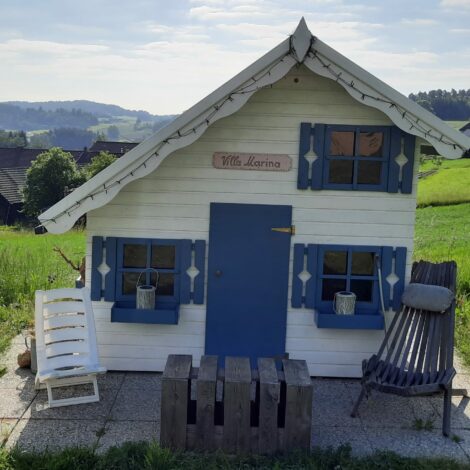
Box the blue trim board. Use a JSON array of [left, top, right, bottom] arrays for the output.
[[193, 240, 206, 304], [380, 246, 393, 310], [291, 244, 305, 308], [388, 126, 402, 193], [392, 247, 408, 311], [305, 244, 318, 308], [311, 124, 325, 190], [104, 237, 117, 302], [179, 239, 192, 304], [111, 301, 179, 324], [90, 236, 103, 300], [314, 311, 384, 330], [401, 134, 416, 194], [297, 122, 312, 189]]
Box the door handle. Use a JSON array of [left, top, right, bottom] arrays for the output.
[[215, 270, 222, 277], [271, 225, 295, 235]]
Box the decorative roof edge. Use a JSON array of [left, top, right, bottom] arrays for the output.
[[39, 18, 470, 234]]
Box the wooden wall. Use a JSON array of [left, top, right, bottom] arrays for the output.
[[86, 65, 419, 377]]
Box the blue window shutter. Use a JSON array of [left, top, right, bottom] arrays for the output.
[[297, 123, 312, 189], [392, 247, 407, 311], [291, 244, 305, 307], [401, 134, 415, 194], [380, 246, 393, 310], [387, 126, 401, 193], [104, 237, 117, 301], [193, 240, 206, 304], [311, 124, 325, 190], [179, 239, 192, 304], [90, 236, 103, 300], [305, 244, 318, 308]]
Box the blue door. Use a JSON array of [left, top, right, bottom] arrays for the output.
[[205, 203, 292, 366]]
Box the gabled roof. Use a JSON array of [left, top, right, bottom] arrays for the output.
[[0, 167, 27, 204], [89, 141, 138, 154], [39, 18, 470, 234]]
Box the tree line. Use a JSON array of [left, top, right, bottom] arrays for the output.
[[0, 103, 98, 131], [0, 128, 114, 150], [408, 89, 470, 121]]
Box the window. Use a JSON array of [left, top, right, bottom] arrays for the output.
[[116, 238, 180, 304], [323, 126, 390, 191], [297, 123, 415, 194], [316, 245, 380, 315]]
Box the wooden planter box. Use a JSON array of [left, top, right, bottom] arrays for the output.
[[160, 354, 313, 454]]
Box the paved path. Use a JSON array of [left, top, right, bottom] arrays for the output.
[[1, 336, 470, 460]]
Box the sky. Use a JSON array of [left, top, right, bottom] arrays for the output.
[[0, 0, 469, 115]]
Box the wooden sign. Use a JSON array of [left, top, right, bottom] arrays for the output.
[[213, 152, 292, 172]]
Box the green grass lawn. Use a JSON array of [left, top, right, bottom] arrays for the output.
[[417, 158, 470, 207], [1, 441, 468, 470], [0, 228, 85, 356], [414, 203, 470, 365]]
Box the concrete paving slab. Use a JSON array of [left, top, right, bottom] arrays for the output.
[[6, 418, 103, 452], [96, 372, 126, 390], [449, 429, 470, 460], [312, 378, 361, 427], [110, 385, 161, 421], [311, 425, 373, 456], [350, 390, 439, 429], [0, 387, 37, 418], [449, 396, 470, 430], [122, 372, 162, 389], [0, 366, 36, 390], [25, 386, 118, 420], [454, 373, 470, 393], [1, 418, 18, 445], [364, 427, 468, 461], [96, 420, 159, 453]]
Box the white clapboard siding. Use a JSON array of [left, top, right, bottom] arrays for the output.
[[86, 66, 419, 377]]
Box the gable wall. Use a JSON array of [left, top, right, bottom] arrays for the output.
[[86, 65, 419, 377]]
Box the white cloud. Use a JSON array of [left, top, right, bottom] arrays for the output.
[[189, 5, 272, 20], [440, 0, 470, 8], [400, 18, 439, 26], [0, 39, 108, 55], [450, 28, 470, 33]]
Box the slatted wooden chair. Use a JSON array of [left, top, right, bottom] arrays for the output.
[[35, 287, 106, 407], [351, 260, 467, 436]]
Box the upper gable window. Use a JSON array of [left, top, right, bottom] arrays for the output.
[[324, 126, 389, 191], [297, 123, 415, 194]]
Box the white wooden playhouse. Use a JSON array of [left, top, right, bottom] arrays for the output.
[[40, 19, 470, 377]]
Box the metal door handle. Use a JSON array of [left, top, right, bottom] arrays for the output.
[[215, 270, 222, 277]]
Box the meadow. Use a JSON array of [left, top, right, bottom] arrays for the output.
[[0, 228, 85, 356]]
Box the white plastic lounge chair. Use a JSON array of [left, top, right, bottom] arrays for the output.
[[34, 287, 106, 407]]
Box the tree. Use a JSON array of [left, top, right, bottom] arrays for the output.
[[0, 130, 27, 147], [95, 131, 107, 142], [84, 151, 117, 179], [28, 132, 51, 149], [22, 147, 86, 217], [48, 128, 96, 149], [107, 125, 120, 140]]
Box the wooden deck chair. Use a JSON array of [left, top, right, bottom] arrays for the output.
[[35, 287, 106, 407], [351, 260, 467, 436]]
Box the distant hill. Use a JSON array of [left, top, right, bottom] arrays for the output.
[[0, 103, 98, 131], [5, 100, 175, 122]]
